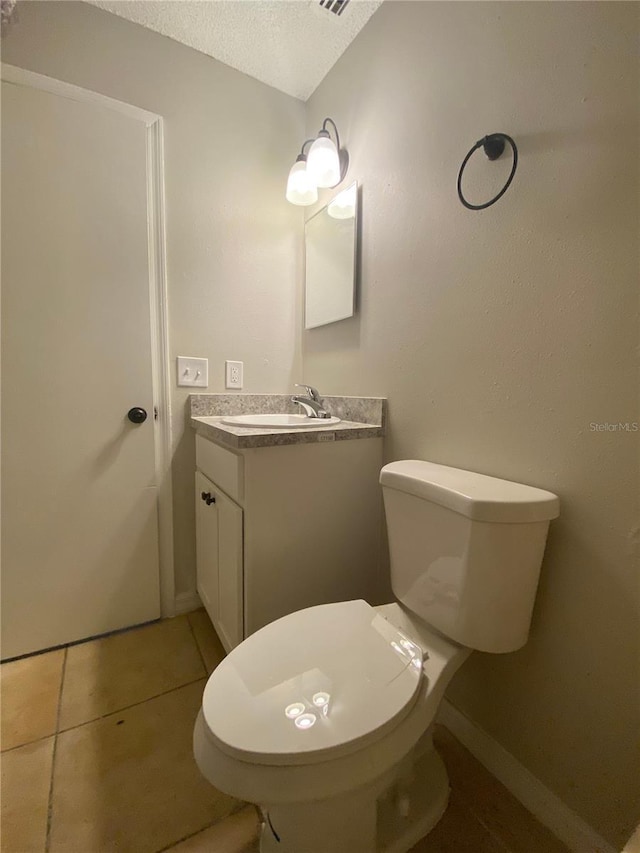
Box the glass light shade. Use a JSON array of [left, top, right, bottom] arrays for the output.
[[307, 135, 340, 188], [286, 160, 318, 206], [327, 183, 357, 219]]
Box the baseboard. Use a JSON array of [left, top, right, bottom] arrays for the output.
[[174, 590, 202, 615], [438, 699, 616, 853]]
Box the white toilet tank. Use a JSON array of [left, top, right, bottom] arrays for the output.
[[380, 461, 559, 653]]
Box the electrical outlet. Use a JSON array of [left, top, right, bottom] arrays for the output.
[[225, 360, 243, 389], [177, 356, 208, 387]]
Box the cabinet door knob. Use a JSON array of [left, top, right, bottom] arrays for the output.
[[201, 491, 216, 506]]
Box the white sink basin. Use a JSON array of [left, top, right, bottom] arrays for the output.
[[221, 414, 341, 429]]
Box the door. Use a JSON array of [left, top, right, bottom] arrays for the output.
[[195, 471, 243, 652], [1, 78, 161, 659]]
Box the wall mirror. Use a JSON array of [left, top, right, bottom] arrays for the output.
[[304, 181, 358, 330]]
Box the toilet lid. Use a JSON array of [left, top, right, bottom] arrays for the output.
[[202, 600, 423, 766]]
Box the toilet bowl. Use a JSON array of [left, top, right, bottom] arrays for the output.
[[194, 460, 559, 852], [195, 599, 469, 852]]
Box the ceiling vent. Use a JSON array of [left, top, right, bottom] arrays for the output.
[[318, 0, 351, 17]]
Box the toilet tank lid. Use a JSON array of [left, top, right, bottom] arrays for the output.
[[380, 461, 559, 523]]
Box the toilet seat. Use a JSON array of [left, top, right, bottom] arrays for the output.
[[201, 600, 424, 767]]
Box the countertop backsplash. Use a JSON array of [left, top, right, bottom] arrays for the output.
[[190, 394, 386, 427]]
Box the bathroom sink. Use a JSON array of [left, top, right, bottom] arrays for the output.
[[221, 414, 341, 429]]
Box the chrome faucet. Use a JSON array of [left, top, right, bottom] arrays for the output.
[[291, 384, 331, 419]]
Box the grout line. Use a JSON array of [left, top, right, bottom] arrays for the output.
[[153, 805, 258, 853], [185, 612, 209, 676], [0, 664, 209, 755], [448, 786, 516, 853], [457, 794, 529, 853], [439, 724, 569, 853], [55, 647, 69, 735], [471, 811, 513, 853], [230, 800, 257, 818], [55, 676, 208, 735], [45, 646, 68, 853], [0, 731, 58, 755], [0, 618, 162, 665], [154, 820, 220, 853]]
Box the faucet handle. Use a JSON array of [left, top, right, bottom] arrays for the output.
[[294, 383, 321, 402]]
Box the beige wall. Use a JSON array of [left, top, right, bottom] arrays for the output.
[[305, 1, 639, 847], [2, 1, 305, 598], [4, 0, 639, 845]]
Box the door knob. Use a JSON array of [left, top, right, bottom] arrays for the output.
[[201, 491, 216, 506], [127, 407, 148, 424]]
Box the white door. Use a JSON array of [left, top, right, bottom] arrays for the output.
[[1, 78, 161, 659]]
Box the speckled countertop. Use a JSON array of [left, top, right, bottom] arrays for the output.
[[190, 394, 386, 450]]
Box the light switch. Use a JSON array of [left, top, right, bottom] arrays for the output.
[[177, 356, 208, 387]]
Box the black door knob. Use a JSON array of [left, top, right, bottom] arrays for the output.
[[127, 407, 148, 424], [201, 491, 216, 506]]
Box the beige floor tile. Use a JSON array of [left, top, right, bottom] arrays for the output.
[[59, 616, 205, 730], [0, 648, 64, 751], [434, 725, 570, 853], [165, 806, 260, 852], [411, 794, 505, 852], [1, 736, 54, 853], [50, 679, 237, 853], [623, 825, 640, 853], [187, 609, 226, 674]]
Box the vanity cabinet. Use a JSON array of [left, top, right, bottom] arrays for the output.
[[195, 433, 383, 652]]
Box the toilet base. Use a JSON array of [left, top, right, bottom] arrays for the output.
[[377, 746, 449, 853], [257, 745, 450, 853]]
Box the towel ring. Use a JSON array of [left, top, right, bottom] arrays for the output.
[[457, 133, 518, 211]]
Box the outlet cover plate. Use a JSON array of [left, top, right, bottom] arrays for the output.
[[225, 360, 243, 389], [177, 356, 208, 387]]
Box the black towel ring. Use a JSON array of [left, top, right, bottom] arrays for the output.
[[457, 133, 518, 211]]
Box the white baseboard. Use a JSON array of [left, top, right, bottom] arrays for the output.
[[174, 590, 202, 615], [438, 699, 616, 853]]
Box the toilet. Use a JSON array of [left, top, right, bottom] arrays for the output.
[[193, 460, 559, 853]]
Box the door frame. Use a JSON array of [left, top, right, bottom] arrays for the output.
[[1, 63, 176, 617]]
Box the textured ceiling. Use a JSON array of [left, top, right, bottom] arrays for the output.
[[86, 0, 383, 101]]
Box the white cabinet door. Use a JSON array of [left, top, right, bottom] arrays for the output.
[[195, 472, 243, 652], [195, 471, 220, 626]]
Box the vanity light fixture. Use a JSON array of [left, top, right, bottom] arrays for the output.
[[285, 140, 319, 206], [286, 117, 349, 205]]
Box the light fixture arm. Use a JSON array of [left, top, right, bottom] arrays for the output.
[[321, 118, 341, 153], [296, 139, 317, 161]]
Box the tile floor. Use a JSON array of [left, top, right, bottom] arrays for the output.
[[1, 610, 569, 853]]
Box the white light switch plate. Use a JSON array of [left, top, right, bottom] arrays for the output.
[[225, 360, 243, 389], [177, 356, 208, 387]]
